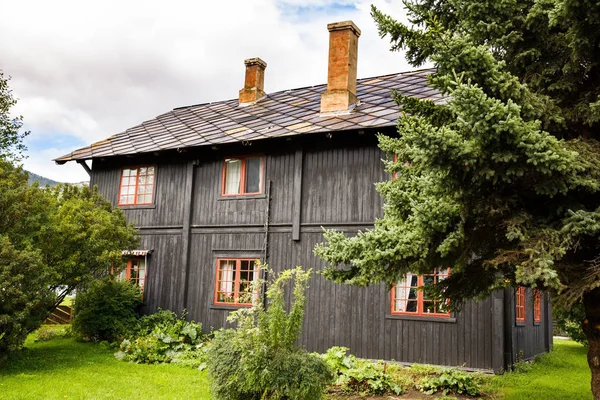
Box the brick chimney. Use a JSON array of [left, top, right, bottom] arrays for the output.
[[320, 21, 361, 114], [239, 57, 267, 105]]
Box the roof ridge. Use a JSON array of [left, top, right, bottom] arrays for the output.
[[172, 68, 436, 111]]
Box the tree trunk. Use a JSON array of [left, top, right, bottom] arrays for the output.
[[583, 288, 600, 400]]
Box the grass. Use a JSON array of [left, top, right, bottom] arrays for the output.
[[0, 331, 591, 400], [489, 338, 592, 400], [0, 332, 211, 400]]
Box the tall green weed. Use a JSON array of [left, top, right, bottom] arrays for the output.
[[207, 266, 331, 400]]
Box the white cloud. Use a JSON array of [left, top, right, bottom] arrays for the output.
[[1, 0, 414, 183]]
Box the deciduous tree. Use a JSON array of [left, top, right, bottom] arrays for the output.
[[0, 71, 138, 358]]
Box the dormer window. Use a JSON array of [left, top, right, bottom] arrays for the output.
[[221, 156, 264, 196], [118, 166, 156, 206]]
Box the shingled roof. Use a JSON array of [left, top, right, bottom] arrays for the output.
[[55, 68, 441, 163]]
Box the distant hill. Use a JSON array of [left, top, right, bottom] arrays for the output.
[[27, 171, 61, 187]]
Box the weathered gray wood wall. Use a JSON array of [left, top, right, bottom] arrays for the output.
[[90, 131, 549, 372], [504, 287, 553, 367]]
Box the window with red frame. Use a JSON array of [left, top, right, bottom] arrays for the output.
[[534, 289, 542, 323], [214, 259, 260, 306], [222, 156, 263, 196], [391, 268, 450, 317], [118, 166, 155, 205], [516, 286, 526, 323], [117, 258, 147, 296]]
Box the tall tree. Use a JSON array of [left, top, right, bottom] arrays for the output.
[[0, 71, 28, 160], [314, 1, 600, 397], [0, 71, 139, 358]]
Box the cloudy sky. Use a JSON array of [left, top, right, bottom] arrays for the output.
[[1, 0, 413, 183]]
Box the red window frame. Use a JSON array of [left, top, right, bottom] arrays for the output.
[[516, 286, 526, 323], [221, 156, 264, 196], [115, 257, 147, 298], [118, 165, 156, 206], [534, 289, 541, 323], [390, 268, 451, 317], [213, 258, 260, 307]]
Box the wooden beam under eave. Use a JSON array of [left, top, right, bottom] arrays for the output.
[[76, 160, 92, 176]]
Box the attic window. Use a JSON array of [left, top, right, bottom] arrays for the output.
[[391, 268, 450, 317], [221, 156, 264, 196], [118, 166, 155, 206]]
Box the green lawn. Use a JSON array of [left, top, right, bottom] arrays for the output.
[[491, 339, 591, 400], [0, 333, 591, 400], [0, 335, 211, 400]]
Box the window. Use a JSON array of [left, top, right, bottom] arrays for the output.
[[391, 268, 450, 317], [214, 258, 260, 306], [516, 286, 526, 323], [221, 156, 263, 196], [119, 166, 155, 205], [534, 289, 542, 323], [118, 258, 147, 296]]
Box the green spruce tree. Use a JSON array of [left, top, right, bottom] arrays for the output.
[[314, 2, 600, 397]]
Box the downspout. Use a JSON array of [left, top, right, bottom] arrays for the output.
[[262, 180, 272, 307]]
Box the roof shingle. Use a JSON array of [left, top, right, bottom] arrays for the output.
[[56, 68, 441, 162]]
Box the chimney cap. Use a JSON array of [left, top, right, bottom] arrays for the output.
[[327, 20, 361, 37], [244, 57, 267, 69]]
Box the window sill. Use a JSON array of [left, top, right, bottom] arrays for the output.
[[516, 321, 526, 327], [386, 314, 456, 323], [209, 304, 251, 311], [218, 194, 266, 201], [118, 204, 156, 210], [533, 321, 541, 326]]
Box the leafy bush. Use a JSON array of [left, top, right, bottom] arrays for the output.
[[34, 325, 72, 342], [554, 303, 587, 346], [72, 278, 142, 342], [207, 266, 331, 400], [417, 368, 481, 396], [322, 346, 403, 395], [0, 235, 55, 359], [116, 310, 207, 368]]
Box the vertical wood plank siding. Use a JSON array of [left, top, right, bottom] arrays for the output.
[[504, 287, 552, 367], [89, 133, 549, 371]]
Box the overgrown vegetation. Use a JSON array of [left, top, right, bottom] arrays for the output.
[[207, 266, 331, 400], [322, 346, 403, 395], [416, 368, 481, 396], [72, 278, 142, 342], [0, 159, 137, 360], [554, 303, 588, 346], [34, 325, 73, 342], [116, 309, 208, 369]]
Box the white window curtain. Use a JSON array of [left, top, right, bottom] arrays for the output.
[[225, 159, 242, 194], [394, 273, 412, 312], [219, 260, 235, 296]]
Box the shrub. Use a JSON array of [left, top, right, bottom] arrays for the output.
[[417, 368, 482, 396], [72, 277, 142, 342], [0, 235, 55, 359], [34, 325, 72, 342], [322, 346, 403, 395], [115, 310, 207, 368], [554, 303, 587, 346], [207, 266, 332, 400]]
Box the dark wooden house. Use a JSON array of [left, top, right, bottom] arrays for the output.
[[56, 20, 552, 373]]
